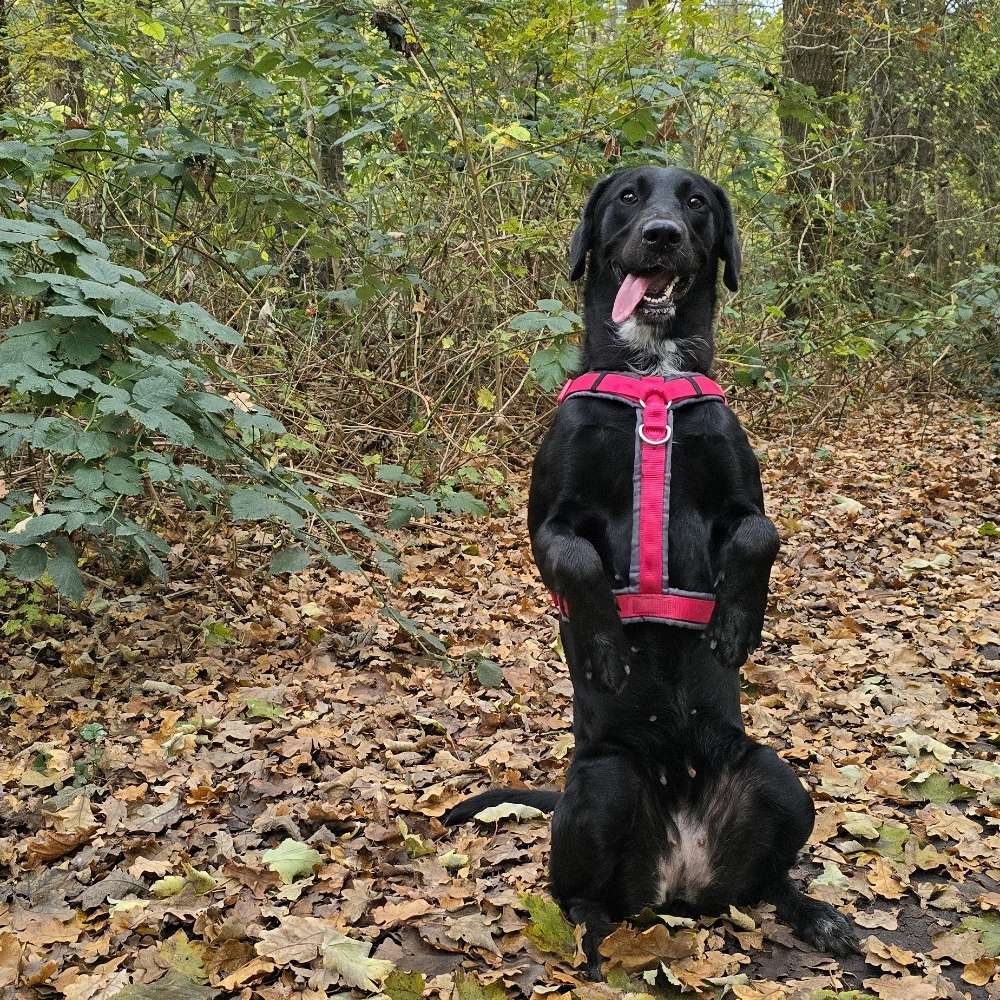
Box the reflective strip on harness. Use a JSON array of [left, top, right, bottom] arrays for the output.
[[551, 371, 727, 629]]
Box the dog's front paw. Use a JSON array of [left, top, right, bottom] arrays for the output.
[[583, 631, 630, 694], [704, 607, 762, 670], [793, 899, 859, 957]]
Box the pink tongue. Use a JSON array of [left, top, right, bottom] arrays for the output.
[[612, 273, 654, 324]]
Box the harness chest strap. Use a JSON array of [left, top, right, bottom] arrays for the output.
[[552, 372, 727, 628]]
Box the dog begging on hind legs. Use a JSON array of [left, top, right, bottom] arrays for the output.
[[445, 166, 858, 978]]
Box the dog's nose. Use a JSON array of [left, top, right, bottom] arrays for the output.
[[641, 219, 684, 248]]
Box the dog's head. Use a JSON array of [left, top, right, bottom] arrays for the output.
[[569, 166, 740, 334]]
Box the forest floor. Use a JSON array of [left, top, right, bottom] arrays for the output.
[[2, 399, 999, 1000]]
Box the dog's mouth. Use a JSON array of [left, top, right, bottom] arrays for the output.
[[611, 266, 694, 324]]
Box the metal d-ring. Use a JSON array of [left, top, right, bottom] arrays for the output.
[[638, 395, 671, 445], [638, 422, 671, 445]]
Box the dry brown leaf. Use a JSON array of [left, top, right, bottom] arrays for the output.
[[255, 915, 339, 965], [598, 924, 699, 971], [23, 826, 98, 868], [863, 935, 918, 974], [962, 956, 998, 986], [862, 974, 947, 1000], [0, 933, 20, 988], [370, 898, 433, 927], [867, 858, 905, 900], [855, 909, 899, 930], [930, 929, 986, 964], [217, 958, 276, 990], [444, 913, 498, 954]]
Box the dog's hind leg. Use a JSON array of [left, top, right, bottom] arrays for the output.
[[550, 752, 660, 978], [728, 744, 859, 956]]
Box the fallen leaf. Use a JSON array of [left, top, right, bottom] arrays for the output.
[[473, 802, 546, 823], [321, 931, 395, 991], [444, 912, 497, 954], [961, 956, 998, 986], [862, 974, 945, 1000], [258, 915, 341, 965], [520, 892, 579, 962], [371, 898, 433, 927], [24, 826, 97, 867], [261, 838, 323, 883], [0, 933, 20, 988], [930, 929, 986, 963], [599, 923, 698, 971]]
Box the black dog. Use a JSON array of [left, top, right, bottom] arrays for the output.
[[446, 166, 857, 975]]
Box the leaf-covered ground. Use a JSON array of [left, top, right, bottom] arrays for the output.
[[3, 401, 999, 1000]]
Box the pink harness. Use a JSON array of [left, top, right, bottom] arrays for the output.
[[553, 371, 728, 629]]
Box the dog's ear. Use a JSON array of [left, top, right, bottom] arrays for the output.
[[711, 182, 741, 292], [568, 172, 621, 281]]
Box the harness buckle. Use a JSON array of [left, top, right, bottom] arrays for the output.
[[638, 394, 671, 446]]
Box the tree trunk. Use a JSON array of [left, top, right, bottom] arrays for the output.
[[779, 0, 846, 268], [0, 1, 12, 119], [47, 2, 86, 117]]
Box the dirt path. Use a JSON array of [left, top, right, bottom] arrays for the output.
[[2, 401, 998, 1000]]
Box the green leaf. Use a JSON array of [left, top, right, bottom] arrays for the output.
[[530, 343, 580, 391], [138, 18, 166, 41], [131, 405, 194, 446], [269, 547, 311, 575], [870, 823, 909, 860], [903, 772, 976, 804], [320, 932, 395, 991], [0, 217, 56, 244], [245, 698, 285, 720], [104, 457, 144, 497], [2, 513, 66, 543], [439, 489, 487, 516], [452, 969, 509, 1000], [47, 537, 84, 602], [384, 970, 425, 1000], [979, 521, 999, 537], [261, 838, 323, 883], [440, 851, 469, 871], [150, 875, 188, 898], [230, 489, 304, 528], [476, 659, 505, 688], [958, 914, 1000, 957], [160, 931, 206, 983], [132, 376, 179, 409], [377, 464, 421, 486], [8, 544, 48, 581], [74, 466, 106, 494], [518, 892, 578, 961], [106, 969, 214, 1000]]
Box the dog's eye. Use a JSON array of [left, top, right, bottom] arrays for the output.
[[620, 190, 638, 204], [688, 195, 706, 209]]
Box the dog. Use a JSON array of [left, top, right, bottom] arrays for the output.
[[445, 166, 857, 976]]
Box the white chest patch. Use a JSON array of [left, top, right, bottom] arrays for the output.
[[615, 319, 683, 376], [655, 770, 751, 906], [656, 809, 713, 903]]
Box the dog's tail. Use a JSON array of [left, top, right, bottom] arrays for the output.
[[443, 787, 561, 826]]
